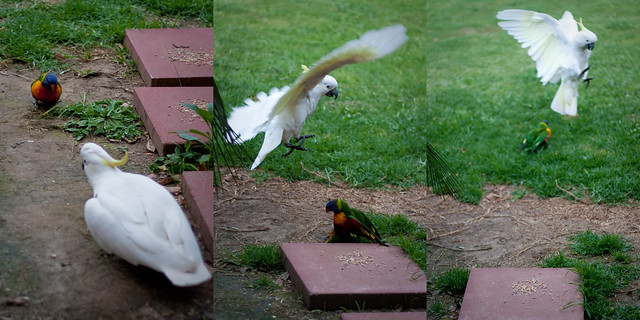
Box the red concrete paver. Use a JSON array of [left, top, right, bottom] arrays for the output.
[[280, 243, 426, 310], [458, 268, 583, 320], [124, 28, 213, 87], [340, 312, 426, 320], [133, 86, 212, 156], [181, 171, 213, 259]]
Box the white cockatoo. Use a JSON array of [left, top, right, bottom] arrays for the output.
[[497, 9, 597, 116], [228, 24, 408, 170], [80, 143, 211, 287]]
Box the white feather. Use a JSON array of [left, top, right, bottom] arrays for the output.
[[497, 9, 597, 115], [81, 143, 211, 287], [228, 24, 408, 169]]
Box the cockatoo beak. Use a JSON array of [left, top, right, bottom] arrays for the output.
[[102, 152, 129, 168], [586, 43, 595, 50], [326, 88, 339, 99]]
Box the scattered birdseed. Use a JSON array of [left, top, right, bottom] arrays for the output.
[[166, 46, 213, 66], [511, 277, 552, 296], [167, 99, 210, 124], [338, 251, 374, 267]]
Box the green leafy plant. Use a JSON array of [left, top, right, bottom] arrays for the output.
[[149, 142, 205, 175], [46, 99, 143, 141], [175, 103, 213, 169]]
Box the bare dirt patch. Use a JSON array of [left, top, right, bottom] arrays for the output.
[[0, 57, 212, 319]]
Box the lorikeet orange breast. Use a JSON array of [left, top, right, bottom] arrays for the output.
[[325, 199, 387, 246], [31, 72, 62, 106], [520, 120, 551, 153]]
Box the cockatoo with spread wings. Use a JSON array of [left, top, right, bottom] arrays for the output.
[[497, 10, 597, 116], [81, 143, 211, 287], [228, 24, 408, 170]]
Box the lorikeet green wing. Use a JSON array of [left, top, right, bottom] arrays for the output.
[[521, 120, 551, 153], [325, 199, 388, 246]]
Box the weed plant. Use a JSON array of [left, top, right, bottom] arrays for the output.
[[46, 99, 143, 141]]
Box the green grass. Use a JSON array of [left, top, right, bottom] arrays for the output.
[[229, 243, 284, 271], [427, 0, 640, 203], [247, 274, 279, 292], [369, 213, 427, 271], [0, 0, 212, 71], [215, 0, 427, 189], [569, 229, 632, 256], [433, 267, 470, 297], [540, 230, 640, 319]]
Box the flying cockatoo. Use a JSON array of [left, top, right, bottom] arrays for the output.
[[81, 143, 211, 287], [227, 24, 408, 170], [497, 9, 597, 116]]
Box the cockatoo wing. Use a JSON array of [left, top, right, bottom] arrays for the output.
[[497, 10, 572, 84], [269, 24, 408, 118], [227, 86, 289, 143]]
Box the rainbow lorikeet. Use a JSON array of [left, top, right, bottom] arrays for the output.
[[520, 120, 551, 153], [31, 72, 62, 108], [325, 199, 387, 246]]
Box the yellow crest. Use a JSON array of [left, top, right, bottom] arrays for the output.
[[101, 151, 129, 168]]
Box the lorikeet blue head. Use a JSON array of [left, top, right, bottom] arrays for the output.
[[326, 199, 340, 213], [541, 120, 549, 126], [42, 73, 59, 91]]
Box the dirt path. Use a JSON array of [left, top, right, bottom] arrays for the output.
[[0, 59, 212, 319]]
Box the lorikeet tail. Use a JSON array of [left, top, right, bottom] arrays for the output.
[[426, 142, 462, 198], [365, 230, 388, 246]]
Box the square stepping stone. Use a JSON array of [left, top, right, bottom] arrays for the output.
[[340, 312, 426, 320], [280, 243, 426, 310], [458, 268, 583, 320], [181, 171, 213, 259], [124, 28, 213, 87], [133, 86, 212, 156]]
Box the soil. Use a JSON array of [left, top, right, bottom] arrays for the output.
[[0, 54, 212, 319]]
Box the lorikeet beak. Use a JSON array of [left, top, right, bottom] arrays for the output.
[[326, 88, 338, 99]]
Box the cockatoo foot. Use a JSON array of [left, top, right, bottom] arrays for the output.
[[583, 77, 594, 88], [578, 65, 591, 78], [282, 135, 314, 157]]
